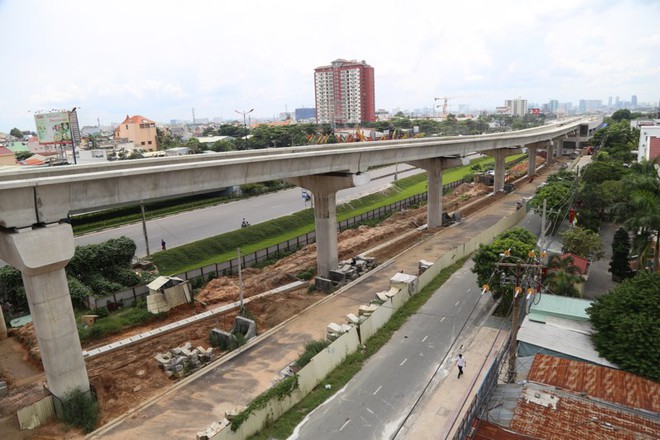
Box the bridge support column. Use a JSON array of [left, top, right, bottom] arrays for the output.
[[288, 173, 369, 278], [546, 142, 555, 164], [410, 157, 464, 229], [0, 224, 90, 401], [527, 146, 537, 177], [485, 149, 509, 193]]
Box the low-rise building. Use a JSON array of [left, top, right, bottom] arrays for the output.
[[114, 115, 158, 151]]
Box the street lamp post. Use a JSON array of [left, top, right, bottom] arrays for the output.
[[235, 108, 254, 150]]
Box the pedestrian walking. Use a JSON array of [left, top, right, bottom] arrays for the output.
[[161, 239, 166, 251], [456, 354, 466, 378]]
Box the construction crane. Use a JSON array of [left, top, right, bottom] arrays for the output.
[[434, 95, 482, 118]]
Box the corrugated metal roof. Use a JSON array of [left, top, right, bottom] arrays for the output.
[[529, 294, 592, 321], [528, 354, 660, 413], [509, 383, 660, 439], [517, 316, 617, 368]]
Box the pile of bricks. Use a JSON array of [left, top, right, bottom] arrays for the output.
[[154, 342, 214, 379]]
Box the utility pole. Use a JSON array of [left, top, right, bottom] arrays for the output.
[[496, 258, 543, 383], [140, 201, 150, 257], [237, 247, 244, 313]]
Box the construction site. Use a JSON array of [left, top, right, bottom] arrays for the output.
[[0, 155, 551, 439]]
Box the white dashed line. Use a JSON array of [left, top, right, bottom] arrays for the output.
[[373, 385, 382, 395], [455, 301, 460, 306], [422, 335, 428, 342], [367, 408, 374, 415], [467, 288, 471, 293], [441, 317, 446, 322], [340, 419, 351, 431], [400, 358, 408, 366]]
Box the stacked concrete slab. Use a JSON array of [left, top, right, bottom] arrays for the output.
[[154, 342, 214, 379]]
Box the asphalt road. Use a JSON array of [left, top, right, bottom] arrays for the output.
[[73, 164, 423, 257], [289, 210, 543, 440]]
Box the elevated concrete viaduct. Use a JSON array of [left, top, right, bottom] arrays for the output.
[[0, 116, 596, 401]]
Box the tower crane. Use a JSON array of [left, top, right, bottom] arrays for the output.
[[434, 95, 482, 118]]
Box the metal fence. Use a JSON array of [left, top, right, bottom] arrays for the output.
[[87, 161, 531, 310], [86, 181, 461, 310]]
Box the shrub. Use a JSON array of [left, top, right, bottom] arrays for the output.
[[108, 268, 141, 287], [86, 274, 123, 297], [62, 389, 99, 433], [296, 340, 330, 368]]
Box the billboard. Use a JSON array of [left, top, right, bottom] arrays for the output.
[[34, 111, 72, 144], [530, 108, 541, 115]]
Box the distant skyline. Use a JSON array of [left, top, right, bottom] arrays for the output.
[[1, 0, 659, 132]]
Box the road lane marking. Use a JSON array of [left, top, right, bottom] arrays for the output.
[[467, 288, 471, 293], [455, 301, 460, 306], [400, 358, 408, 366], [340, 419, 350, 431], [422, 335, 428, 342], [367, 408, 374, 415], [373, 385, 382, 395], [441, 317, 446, 322]]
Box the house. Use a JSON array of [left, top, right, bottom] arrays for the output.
[[479, 353, 660, 439], [114, 115, 158, 151], [0, 146, 17, 166], [517, 295, 616, 368], [637, 125, 660, 162]]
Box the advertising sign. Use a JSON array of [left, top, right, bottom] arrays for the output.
[[68, 109, 81, 144], [530, 108, 541, 115], [34, 111, 72, 144]]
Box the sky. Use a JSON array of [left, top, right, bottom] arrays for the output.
[[0, 0, 659, 132]]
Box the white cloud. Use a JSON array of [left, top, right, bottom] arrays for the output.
[[0, 0, 658, 130]]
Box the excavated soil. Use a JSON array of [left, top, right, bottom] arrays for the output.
[[2, 156, 558, 438]]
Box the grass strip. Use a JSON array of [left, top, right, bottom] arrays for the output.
[[249, 256, 470, 439], [151, 155, 515, 274]]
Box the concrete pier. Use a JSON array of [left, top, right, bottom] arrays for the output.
[[411, 158, 463, 228], [288, 173, 369, 278], [0, 224, 90, 400]]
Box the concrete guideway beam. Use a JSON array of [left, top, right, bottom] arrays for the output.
[[288, 173, 370, 278], [409, 157, 465, 229], [485, 148, 522, 193], [0, 118, 593, 230], [0, 223, 90, 400]]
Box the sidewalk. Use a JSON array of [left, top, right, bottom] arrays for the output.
[[90, 168, 557, 439], [399, 320, 509, 440]]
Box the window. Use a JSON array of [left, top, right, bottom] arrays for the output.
[[141, 141, 146, 145], [148, 141, 152, 145]]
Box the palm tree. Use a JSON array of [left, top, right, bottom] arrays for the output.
[[544, 255, 583, 297], [613, 158, 660, 272]]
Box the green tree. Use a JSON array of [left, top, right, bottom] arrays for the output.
[[544, 255, 583, 297], [14, 151, 32, 161], [560, 226, 604, 260], [10, 127, 24, 138], [210, 140, 235, 152], [581, 161, 625, 185], [587, 271, 660, 381], [471, 227, 538, 299], [529, 183, 572, 230], [610, 109, 632, 121], [186, 137, 201, 154], [0, 265, 27, 309], [609, 227, 634, 281]]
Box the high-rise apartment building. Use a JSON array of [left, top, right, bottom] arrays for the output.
[[631, 95, 638, 108], [314, 59, 375, 125], [504, 98, 528, 117]]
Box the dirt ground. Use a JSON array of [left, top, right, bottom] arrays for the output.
[[1, 155, 555, 438]]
